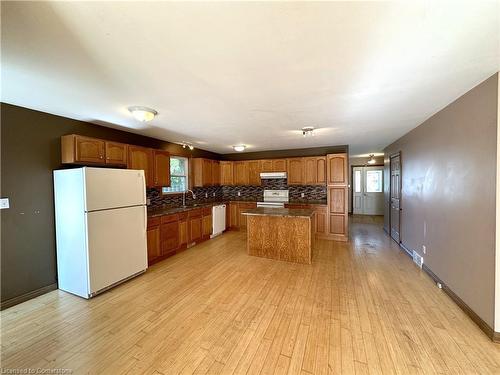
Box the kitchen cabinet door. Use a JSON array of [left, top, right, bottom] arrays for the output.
[[304, 157, 317, 184], [238, 202, 256, 231], [261, 160, 273, 172], [315, 207, 328, 234], [202, 159, 213, 186], [316, 157, 327, 184], [230, 202, 239, 229], [128, 145, 154, 187], [188, 213, 203, 243], [153, 150, 170, 187], [287, 158, 304, 185], [147, 225, 161, 263], [212, 160, 220, 185], [179, 220, 188, 247], [327, 153, 347, 185], [105, 141, 128, 166], [248, 160, 261, 185], [75, 135, 105, 164], [220, 161, 234, 185], [233, 161, 249, 185], [272, 159, 287, 172], [160, 220, 179, 257], [202, 214, 212, 237]]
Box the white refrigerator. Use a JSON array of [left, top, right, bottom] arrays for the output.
[[53, 167, 148, 298]]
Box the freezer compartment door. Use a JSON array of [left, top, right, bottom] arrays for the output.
[[86, 205, 148, 294], [84, 167, 146, 211]]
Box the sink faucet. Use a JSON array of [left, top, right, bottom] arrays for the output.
[[183, 189, 196, 206]]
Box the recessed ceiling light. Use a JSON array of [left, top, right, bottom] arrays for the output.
[[128, 106, 158, 122], [302, 126, 315, 137], [233, 145, 246, 152]]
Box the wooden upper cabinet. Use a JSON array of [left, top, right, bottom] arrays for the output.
[[153, 150, 170, 187], [287, 158, 304, 185], [316, 157, 326, 184], [193, 158, 213, 187], [261, 160, 273, 172], [212, 160, 220, 186], [248, 160, 261, 186], [327, 153, 347, 185], [220, 161, 234, 185], [202, 159, 212, 186], [272, 159, 287, 172], [105, 141, 127, 166], [233, 161, 249, 185], [61, 134, 105, 164], [303, 156, 326, 185], [128, 145, 153, 187]]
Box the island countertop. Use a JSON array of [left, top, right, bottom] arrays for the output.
[[241, 207, 315, 218]]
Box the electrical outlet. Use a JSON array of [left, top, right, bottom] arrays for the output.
[[205, 193, 208, 198], [301, 193, 305, 198], [0, 198, 10, 209], [422, 245, 426, 254], [237, 191, 241, 196], [213, 192, 216, 197]]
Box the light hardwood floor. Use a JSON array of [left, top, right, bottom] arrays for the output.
[[2, 221, 500, 374]]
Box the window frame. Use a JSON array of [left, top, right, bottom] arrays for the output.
[[161, 155, 189, 194]]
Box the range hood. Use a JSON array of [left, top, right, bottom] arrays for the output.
[[260, 172, 287, 179]]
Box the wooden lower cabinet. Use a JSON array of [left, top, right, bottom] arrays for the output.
[[188, 209, 203, 243], [285, 203, 328, 237], [238, 202, 257, 231], [202, 214, 212, 239], [229, 202, 239, 229], [161, 220, 179, 257], [179, 213, 188, 249], [147, 217, 161, 263]]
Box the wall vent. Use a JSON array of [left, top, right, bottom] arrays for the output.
[[412, 251, 424, 268]]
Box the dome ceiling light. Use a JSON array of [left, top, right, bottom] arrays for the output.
[[128, 106, 158, 122], [302, 126, 315, 137], [233, 145, 246, 152]]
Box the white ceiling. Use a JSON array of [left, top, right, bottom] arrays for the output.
[[2, 1, 499, 156]]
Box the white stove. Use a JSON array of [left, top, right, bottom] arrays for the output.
[[257, 189, 289, 208]]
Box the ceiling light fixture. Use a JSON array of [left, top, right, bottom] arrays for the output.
[[367, 154, 376, 164], [302, 126, 315, 137], [181, 142, 194, 151], [128, 106, 158, 122], [233, 145, 246, 152]]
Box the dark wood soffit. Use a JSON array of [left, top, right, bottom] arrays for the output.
[[220, 145, 349, 161]]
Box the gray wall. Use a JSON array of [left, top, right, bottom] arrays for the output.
[[0, 103, 219, 304], [384, 73, 498, 328]]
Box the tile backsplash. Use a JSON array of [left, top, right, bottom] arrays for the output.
[[147, 178, 327, 208]]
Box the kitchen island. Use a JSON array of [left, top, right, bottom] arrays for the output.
[[242, 208, 315, 264]]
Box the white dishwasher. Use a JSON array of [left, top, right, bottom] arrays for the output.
[[211, 204, 226, 238]]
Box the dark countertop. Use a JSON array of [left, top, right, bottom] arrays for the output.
[[287, 200, 327, 205], [147, 199, 327, 217], [241, 207, 315, 218]]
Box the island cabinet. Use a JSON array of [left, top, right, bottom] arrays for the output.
[[287, 158, 304, 185], [220, 161, 234, 185], [128, 145, 154, 187], [326, 153, 348, 241], [303, 156, 327, 185], [285, 203, 328, 237]]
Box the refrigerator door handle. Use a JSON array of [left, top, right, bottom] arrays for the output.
[[144, 207, 147, 233]]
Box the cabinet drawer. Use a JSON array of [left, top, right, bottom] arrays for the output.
[[202, 206, 212, 215], [147, 217, 160, 227], [161, 214, 179, 224], [178, 212, 188, 220], [188, 208, 202, 217]]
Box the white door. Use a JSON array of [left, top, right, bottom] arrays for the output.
[[84, 167, 145, 211], [353, 166, 384, 215], [86, 205, 148, 295]]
